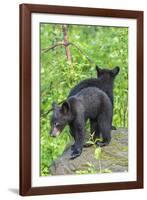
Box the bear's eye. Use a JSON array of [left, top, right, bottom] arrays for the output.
[[54, 122, 60, 127]]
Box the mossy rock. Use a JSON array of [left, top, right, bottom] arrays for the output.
[[50, 128, 128, 175]]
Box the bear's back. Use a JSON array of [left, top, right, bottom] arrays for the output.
[[68, 87, 112, 120], [68, 78, 113, 105]]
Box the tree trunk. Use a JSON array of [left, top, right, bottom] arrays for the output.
[[62, 25, 72, 64]]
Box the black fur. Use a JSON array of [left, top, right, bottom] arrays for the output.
[[50, 87, 112, 159], [68, 66, 120, 130], [69, 66, 120, 105]]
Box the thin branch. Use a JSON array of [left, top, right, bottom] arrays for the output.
[[42, 41, 96, 65], [70, 42, 96, 65], [41, 41, 65, 53]]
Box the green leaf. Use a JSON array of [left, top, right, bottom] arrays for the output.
[[85, 141, 95, 145], [94, 147, 101, 160]]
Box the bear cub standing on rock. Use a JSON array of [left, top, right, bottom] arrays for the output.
[[50, 87, 112, 159]]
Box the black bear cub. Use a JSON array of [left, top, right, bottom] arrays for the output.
[[50, 87, 112, 159], [69, 66, 120, 130]]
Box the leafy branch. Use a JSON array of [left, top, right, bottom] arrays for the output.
[[41, 41, 96, 65]]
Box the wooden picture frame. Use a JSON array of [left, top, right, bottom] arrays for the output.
[[19, 3, 143, 196]]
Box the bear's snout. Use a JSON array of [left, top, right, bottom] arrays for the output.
[[50, 127, 60, 137]]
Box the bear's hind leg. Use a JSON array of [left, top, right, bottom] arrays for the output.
[[96, 129, 111, 147], [96, 115, 111, 147]]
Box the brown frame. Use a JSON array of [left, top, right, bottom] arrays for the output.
[[19, 3, 144, 196]]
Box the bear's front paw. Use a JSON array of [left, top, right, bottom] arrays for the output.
[[70, 148, 82, 160]]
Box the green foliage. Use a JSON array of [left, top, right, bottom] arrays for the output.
[[94, 147, 102, 160], [40, 23, 128, 176]]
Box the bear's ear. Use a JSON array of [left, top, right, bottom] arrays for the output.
[[61, 101, 70, 114], [111, 66, 120, 77], [95, 65, 102, 77]]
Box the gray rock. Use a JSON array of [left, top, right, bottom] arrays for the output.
[[50, 128, 128, 175]]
